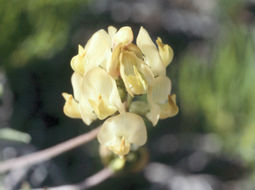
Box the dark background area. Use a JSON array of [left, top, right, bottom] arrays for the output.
[[0, 0, 255, 189]]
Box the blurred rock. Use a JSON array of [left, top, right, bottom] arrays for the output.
[[0, 140, 63, 190]]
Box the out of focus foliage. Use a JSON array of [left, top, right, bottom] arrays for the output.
[[179, 27, 255, 163], [0, 0, 90, 67]]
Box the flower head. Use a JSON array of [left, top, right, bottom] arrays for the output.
[[62, 26, 178, 157]]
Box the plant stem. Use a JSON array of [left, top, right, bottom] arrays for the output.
[[0, 127, 100, 173], [32, 167, 113, 190]]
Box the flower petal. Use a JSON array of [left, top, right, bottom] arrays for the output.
[[146, 103, 161, 126], [70, 45, 86, 74], [136, 27, 165, 76], [88, 96, 116, 120], [156, 37, 174, 67], [80, 67, 124, 120], [146, 76, 173, 126], [78, 97, 97, 125], [112, 26, 133, 47], [120, 51, 148, 96], [84, 29, 112, 73], [71, 72, 83, 101], [159, 94, 179, 119], [108, 43, 122, 78], [62, 93, 81, 119], [108, 25, 117, 39], [124, 43, 143, 59], [148, 76, 171, 104]]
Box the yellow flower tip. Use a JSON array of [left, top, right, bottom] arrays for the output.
[[108, 43, 122, 78], [124, 43, 143, 59], [125, 65, 147, 95], [62, 93, 81, 119], [62, 92, 69, 100], [139, 26, 145, 31], [78, 45, 85, 55], [120, 51, 149, 96], [168, 94, 179, 115], [88, 94, 116, 120], [156, 37, 162, 43], [169, 94, 176, 103], [108, 137, 131, 157], [70, 46, 86, 75], [156, 37, 174, 67], [159, 94, 179, 119]]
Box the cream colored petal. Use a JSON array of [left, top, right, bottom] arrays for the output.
[[159, 94, 179, 119], [70, 45, 86, 75], [78, 44, 84, 54], [78, 96, 97, 126], [120, 51, 149, 96], [97, 113, 147, 148], [77, 73, 97, 125], [148, 76, 171, 104], [108, 25, 117, 39], [123, 44, 154, 85], [81, 67, 124, 119], [112, 26, 133, 47], [146, 103, 161, 126], [125, 43, 143, 59], [156, 37, 174, 67], [62, 93, 81, 119], [108, 43, 122, 78], [128, 65, 147, 94], [76, 69, 104, 125], [104, 136, 130, 156], [88, 96, 116, 120], [138, 63, 154, 86], [136, 27, 165, 76], [84, 29, 112, 72], [71, 72, 83, 101]]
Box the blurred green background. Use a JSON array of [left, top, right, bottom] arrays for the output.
[[0, 0, 255, 189]]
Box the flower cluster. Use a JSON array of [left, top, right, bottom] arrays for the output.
[[62, 26, 178, 157]]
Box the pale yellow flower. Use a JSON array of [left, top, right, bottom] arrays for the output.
[[63, 25, 178, 134], [63, 25, 179, 159], [97, 112, 147, 157], [146, 76, 178, 126]]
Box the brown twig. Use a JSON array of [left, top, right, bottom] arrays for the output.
[[0, 127, 100, 173], [33, 168, 114, 190], [79, 167, 113, 189]]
